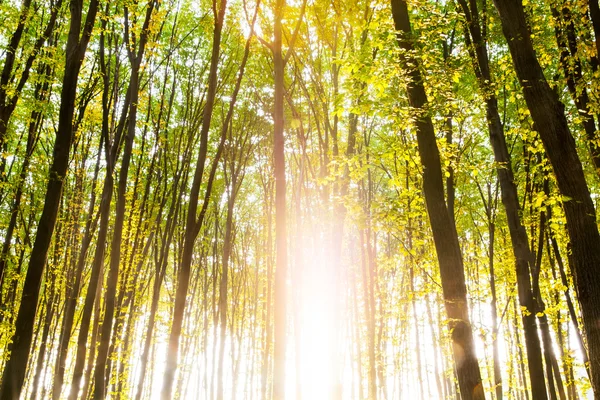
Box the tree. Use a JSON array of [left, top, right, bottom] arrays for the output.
[[492, 0, 600, 394], [0, 0, 99, 396], [161, 0, 228, 397], [456, 0, 548, 396], [390, 0, 485, 398]]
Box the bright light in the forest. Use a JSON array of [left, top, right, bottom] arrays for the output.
[[293, 247, 337, 400]]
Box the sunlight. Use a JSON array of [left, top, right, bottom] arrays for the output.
[[297, 291, 335, 399], [294, 243, 338, 400], [239, 0, 264, 40]]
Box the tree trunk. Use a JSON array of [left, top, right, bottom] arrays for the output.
[[492, 0, 600, 394], [0, 57, 50, 292], [28, 268, 57, 400], [217, 174, 237, 400], [0, 0, 99, 396], [456, 0, 548, 396], [531, 200, 566, 400], [92, 4, 157, 397], [52, 125, 102, 400], [546, 226, 590, 379], [272, 0, 288, 398], [68, 10, 133, 395], [261, 192, 274, 400], [390, 1, 485, 398], [483, 184, 502, 400], [551, 4, 600, 176], [161, 1, 228, 397]]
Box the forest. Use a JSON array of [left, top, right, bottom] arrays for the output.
[[0, 0, 599, 398]]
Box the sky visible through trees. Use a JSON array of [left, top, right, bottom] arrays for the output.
[[0, 0, 599, 399]]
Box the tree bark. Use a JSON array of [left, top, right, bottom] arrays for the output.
[[390, 1, 485, 398], [456, 0, 548, 396], [272, 0, 288, 398], [492, 0, 600, 394], [551, 5, 600, 176], [0, 0, 98, 396], [0, 57, 50, 292], [161, 1, 228, 397], [52, 119, 102, 400], [92, 3, 157, 397]]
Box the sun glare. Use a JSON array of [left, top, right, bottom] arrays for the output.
[[295, 256, 336, 400]]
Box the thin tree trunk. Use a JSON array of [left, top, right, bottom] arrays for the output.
[[92, 4, 157, 397], [261, 192, 274, 400], [272, 0, 287, 398], [514, 298, 530, 400], [52, 122, 103, 400], [484, 184, 502, 400], [81, 283, 103, 400], [546, 227, 590, 379], [551, 4, 600, 176], [134, 170, 182, 400], [161, 1, 228, 397], [359, 227, 377, 400], [531, 196, 566, 400], [411, 266, 424, 400], [68, 10, 133, 395], [546, 231, 582, 400], [0, 57, 50, 292], [390, 1, 485, 398], [28, 269, 57, 400], [214, 14, 258, 396], [217, 175, 237, 400]]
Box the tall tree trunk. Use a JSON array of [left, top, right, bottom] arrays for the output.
[[134, 170, 181, 400], [261, 191, 274, 400], [92, 3, 157, 397], [81, 284, 103, 400], [492, 0, 600, 394], [68, 168, 112, 400], [531, 197, 566, 400], [52, 126, 102, 400], [28, 268, 57, 400], [513, 298, 531, 400], [359, 222, 377, 400], [272, 0, 288, 398], [0, 0, 99, 397], [481, 183, 502, 400], [217, 174, 237, 400], [551, 4, 600, 176], [547, 226, 590, 379], [328, 7, 368, 397], [0, 56, 50, 292], [133, 39, 180, 399], [456, 0, 547, 396], [161, 1, 228, 397], [390, 1, 485, 398], [214, 14, 257, 395], [410, 265, 424, 400], [68, 10, 133, 396]]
